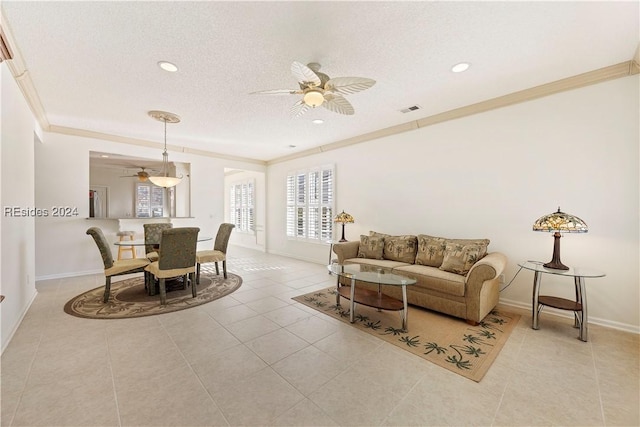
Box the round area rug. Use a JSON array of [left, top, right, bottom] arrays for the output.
[[64, 272, 242, 319]]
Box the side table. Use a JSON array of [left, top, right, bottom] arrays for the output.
[[325, 239, 342, 273], [519, 261, 605, 342]]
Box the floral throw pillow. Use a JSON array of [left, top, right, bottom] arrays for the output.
[[357, 235, 385, 259], [415, 235, 448, 267], [383, 235, 418, 263], [439, 240, 489, 275]]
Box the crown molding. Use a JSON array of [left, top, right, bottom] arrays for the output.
[[268, 60, 637, 165], [632, 43, 640, 75], [1, 12, 50, 130], [49, 125, 266, 166]]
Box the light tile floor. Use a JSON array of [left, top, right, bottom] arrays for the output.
[[2, 246, 638, 426]]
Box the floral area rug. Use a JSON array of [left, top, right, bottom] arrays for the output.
[[293, 286, 519, 382], [64, 267, 242, 319]]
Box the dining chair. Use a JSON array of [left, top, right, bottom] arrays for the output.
[[86, 227, 150, 303], [143, 223, 173, 261], [145, 227, 200, 305], [196, 223, 235, 284]]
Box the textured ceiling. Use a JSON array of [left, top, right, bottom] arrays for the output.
[[2, 1, 638, 162]]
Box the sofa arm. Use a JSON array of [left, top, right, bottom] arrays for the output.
[[464, 252, 507, 323], [466, 252, 507, 284], [332, 241, 360, 264]]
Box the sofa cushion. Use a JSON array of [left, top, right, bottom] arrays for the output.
[[357, 235, 385, 259], [415, 235, 447, 267], [382, 235, 418, 263], [439, 240, 489, 275], [394, 264, 466, 297], [344, 258, 411, 270]]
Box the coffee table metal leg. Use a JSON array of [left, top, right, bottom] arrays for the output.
[[401, 283, 408, 331], [349, 276, 356, 323]]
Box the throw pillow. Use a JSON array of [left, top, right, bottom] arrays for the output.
[[415, 235, 448, 267], [383, 235, 418, 263], [357, 235, 385, 259], [439, 240, 489, 275], [369, 230, 390, 239]]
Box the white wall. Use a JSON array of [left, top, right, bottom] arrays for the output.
[[266, 76, 640, 331], [34, 132, 265, 279], [1, 64, 38, 351]]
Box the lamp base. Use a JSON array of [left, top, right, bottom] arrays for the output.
[[543, 261, 569, 270], [544, 232, 570, 270], [339, 223, 347, 242]]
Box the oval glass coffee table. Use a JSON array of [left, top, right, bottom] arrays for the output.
[[327, 263, 416, 331]]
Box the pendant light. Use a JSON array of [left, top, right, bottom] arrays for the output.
[[147, 110, 183, 188]]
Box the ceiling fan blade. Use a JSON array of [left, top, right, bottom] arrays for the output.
[[250, 89, 301, 95], [324, 77, 376, 95], [290, 100, 311, 118], [291, 61, 321, 87], [322, 94, 354, 115]]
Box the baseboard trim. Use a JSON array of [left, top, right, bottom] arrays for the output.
[[1, 289, 38, 354], [36, 269, 102, 282], [499, 298, 639, 335]]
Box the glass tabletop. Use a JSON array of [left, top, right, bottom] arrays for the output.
[[327, 263, 416, 286], [114, 236, 212, 246], [518, 261, 605, 278]]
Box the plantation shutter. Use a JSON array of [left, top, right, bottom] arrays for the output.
[[286, 165, 334, 241]]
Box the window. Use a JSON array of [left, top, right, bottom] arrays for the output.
[[136, 183, 164, 218], [229, 180, 255, 233], [286, 165, 334, 241]]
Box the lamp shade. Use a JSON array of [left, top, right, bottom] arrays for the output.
[[333, 211, 354, 224], [148, 176, 182, 188], [533, 207, 587, 270], [533, 208, 588, 234]]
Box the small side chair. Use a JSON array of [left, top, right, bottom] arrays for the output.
[[143, 223, 173, 261], [145, 227, 200, 305], [196, 223, 235, 284], [86, 227, 150, 303]]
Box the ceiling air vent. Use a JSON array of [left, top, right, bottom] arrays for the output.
[[400, 105, 421, 114]]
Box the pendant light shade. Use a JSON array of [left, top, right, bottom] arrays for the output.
[[148, 110, 183, 188]]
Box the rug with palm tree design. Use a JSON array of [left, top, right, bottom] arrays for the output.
[[293, 286, 520, 382]]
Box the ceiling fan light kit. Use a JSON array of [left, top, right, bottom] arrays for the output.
[[303, 89, 324, 107], [147, 110, 183, 188], [251, 61, 375, 117]]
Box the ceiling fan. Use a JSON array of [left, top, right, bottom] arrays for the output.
[[120, 167, 151, 182], [250, 61, 376, 117]]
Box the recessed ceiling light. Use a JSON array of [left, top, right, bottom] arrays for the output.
[[288, 145, 297, 148], [158, 61, 178, 72], [312, 119, 324, 124], [451, 62, 470, 73]]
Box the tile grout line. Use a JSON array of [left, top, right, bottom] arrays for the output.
[[158, 307, 233, 426], [490, 325, 527, 427], [104, 327, 123, 427], [590, 338, 607, 426]]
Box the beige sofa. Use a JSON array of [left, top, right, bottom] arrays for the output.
[[332, 232, 507, 324]]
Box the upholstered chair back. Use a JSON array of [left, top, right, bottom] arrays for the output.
[[86, 227, 114, 269], [158, 227, 200, 270], [214, 223, 235, 253], [143, 223, 173, 255]]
